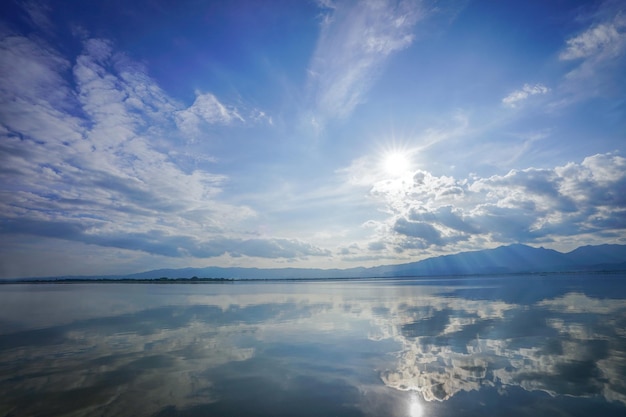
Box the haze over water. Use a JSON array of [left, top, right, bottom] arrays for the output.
[[1, 275, 625, 417]]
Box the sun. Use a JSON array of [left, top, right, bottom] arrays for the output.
[[382, 150, 411, 177]]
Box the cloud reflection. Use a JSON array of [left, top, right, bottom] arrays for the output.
[[380, 285, 626, 406], [0, 278, 625, 416]]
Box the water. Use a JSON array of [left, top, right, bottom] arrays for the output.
[[1, 274, 625, 417]]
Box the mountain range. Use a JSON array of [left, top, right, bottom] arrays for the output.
[[11, 243, 626, 281], [71, 243, 626, 281]]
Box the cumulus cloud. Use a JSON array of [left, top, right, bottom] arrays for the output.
[[350, 153, 626, 253], [307, 0, 423, 124], [393, 218, 442, 245], [502, 83, 550, 107]]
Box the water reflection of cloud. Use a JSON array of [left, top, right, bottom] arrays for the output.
[[380, 292, 626, 406], [0, 313, 256, 416], [1, 281, 625, 416]]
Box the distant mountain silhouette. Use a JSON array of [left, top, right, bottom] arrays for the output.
[[563, 244, 626, 266], [366, 244, 572, 277], [14, 244, 626, 281], [120, 243, 626, 280]]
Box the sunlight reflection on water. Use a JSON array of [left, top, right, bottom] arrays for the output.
[[409, 392, 424, 417]]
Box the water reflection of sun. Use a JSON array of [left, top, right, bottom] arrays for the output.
[[409, 392, 424, 417]]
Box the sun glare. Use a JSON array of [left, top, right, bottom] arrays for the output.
[[409, 393, 424, 417], [382, 150, 411, 177]]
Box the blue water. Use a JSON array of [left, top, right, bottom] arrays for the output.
[[1, 274, 625, 416]]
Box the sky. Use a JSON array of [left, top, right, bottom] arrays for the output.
[[0, 0, 625, 278]]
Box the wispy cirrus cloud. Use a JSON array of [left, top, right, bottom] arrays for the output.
[[175, 92, 244, 138], [558, 4, 626, 91], [21, 0, 55, 33], [559, 13, 626, 62], [307, 0, 423, 125], [502, 83, 550, 108]]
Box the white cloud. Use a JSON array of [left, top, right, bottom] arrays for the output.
[[175, 91, 244, 137], [560, 19, 625, 61], [502, 83, 550, 108], [0, 30, 326, 266], [307, 0, 423, 124], [558, 8, 626, 86], [346, 153, 626, 254]]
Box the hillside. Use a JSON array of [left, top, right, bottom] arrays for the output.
[[121, 244, 626, 280]]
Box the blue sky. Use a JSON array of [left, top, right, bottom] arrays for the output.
[[1, 0, 625, 278]]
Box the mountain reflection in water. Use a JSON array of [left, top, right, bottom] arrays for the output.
[[0, 275, 625, 417]]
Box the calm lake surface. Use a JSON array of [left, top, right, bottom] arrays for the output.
[[1, 274, 625, 417]]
